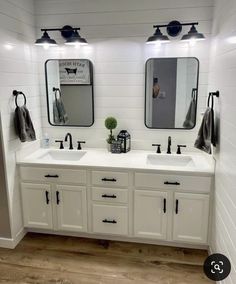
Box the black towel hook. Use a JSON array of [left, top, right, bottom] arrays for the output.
[[13, 90, 26, 107]]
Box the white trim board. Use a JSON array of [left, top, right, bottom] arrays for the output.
[[0, 229, 26, 249]]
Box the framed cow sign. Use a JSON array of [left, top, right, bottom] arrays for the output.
[[59, 59, 91, 85]]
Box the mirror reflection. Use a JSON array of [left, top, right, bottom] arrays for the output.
[[45, 59, 94, 127], [145, 57, 199, 129]]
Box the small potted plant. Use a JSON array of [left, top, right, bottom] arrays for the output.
[[105, 117, 117, 151]]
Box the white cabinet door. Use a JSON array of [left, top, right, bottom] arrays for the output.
[[21, 183, 53, 229], [134, 190, 168, 240], [173, 193, 209, 244], [56, 185, 87, 232]]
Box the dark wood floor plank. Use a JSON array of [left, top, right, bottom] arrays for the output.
[[0, 233, 211, 284], [18, 233, 208, 265]]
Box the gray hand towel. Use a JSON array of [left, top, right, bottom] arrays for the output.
[[183, 97, 196, 128], [14, 106, 36, 142], [53, 97, 68, 125], [194, 107, 214, 154]]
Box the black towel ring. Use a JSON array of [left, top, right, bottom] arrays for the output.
[[53, 87, 62, 100], [191, 88, 197, 100], [207, 90, 220, 109], [13, 90, 26, 107]]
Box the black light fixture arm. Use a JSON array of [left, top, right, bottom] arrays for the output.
[[40, 27, 81, 32], [153, 22, 198, 29]]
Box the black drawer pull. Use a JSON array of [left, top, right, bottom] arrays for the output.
[[102, 194, 117, 199], [163, 198, 166, 213], [175, 199, 179, 214], [45, 191, 50, 204], [102, 219, 117, 224], [164, 181, 180, 186], [45, 174, 59, 178], [101, 178, 117, 182], [56, 191, 60, 205]]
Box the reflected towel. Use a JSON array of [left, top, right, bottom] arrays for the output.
[[53, 98, 68, 124], [14, 106, 36, 142], [183, 97, 196, 128], [194, 107, 215, 154]]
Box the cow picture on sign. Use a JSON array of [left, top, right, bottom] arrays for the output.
[[59, 59, 90, 85]]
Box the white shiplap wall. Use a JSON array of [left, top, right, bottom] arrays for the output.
[[35, 0, 214, 151], [0, 0, 41, 238], [209, 1, 236, 283]]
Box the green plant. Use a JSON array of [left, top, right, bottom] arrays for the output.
[[105, 117, 117, 144]]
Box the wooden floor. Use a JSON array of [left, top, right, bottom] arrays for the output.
[[0, 233, 212, 284]]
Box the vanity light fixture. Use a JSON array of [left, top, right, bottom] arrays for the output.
[[146, 21, 205, 44], [181, 24, 205, 41], [35, 26, 88, 48], [35, 31, 57, 47], [64, 30, 88, 46], [146, 27, 170, 44]]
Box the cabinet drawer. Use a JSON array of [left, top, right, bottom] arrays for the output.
[[20, 167, 86, 184], [92, 171, 128, 188], [135, 173, 211, 193], [92, 204, 128, 235], [92, 187, 128, 204]]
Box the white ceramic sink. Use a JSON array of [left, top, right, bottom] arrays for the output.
[[38, 150, 87, 162], [146, 154, 195, 168]]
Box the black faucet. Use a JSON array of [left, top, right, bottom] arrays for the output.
[[167, 136, 171, 154], [65, 133, 73, 150]]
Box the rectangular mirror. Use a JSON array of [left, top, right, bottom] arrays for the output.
[[45, 59, 94, 127], [145, 57, 199, 129]]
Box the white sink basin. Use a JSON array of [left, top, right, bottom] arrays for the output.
[[38, 150, 87, 162], [146, 154, 195, 168]]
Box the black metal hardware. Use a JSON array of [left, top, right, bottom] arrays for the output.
[[152, 144, 161, 153], [209, 90, 220, 98], [167, 20, 182, 37], [45, 191, 50, 204], [207, 91, 220, 109], [164, 181, 180, 185], [13, 90, 27, 107], [163, 198, 166, 213], [176, 145, 187, 154], [175, 199, 179, 214], [101, 178, 117, 182], [65, 133, 73, 150], [77, 141, 86, 150], [56, 191, 60, 205], [153, 22, 199, 29], [167, 136, 171, 154], [102, 194, 117, 199], [45, 174, 59, 178], [55, 140, 64, 149], [102, 219, 117, 224]]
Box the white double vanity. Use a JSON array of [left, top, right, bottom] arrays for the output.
[[17, 148, 215, 249]]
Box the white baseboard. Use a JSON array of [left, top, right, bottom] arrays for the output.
[[0, 228, 26, 249]]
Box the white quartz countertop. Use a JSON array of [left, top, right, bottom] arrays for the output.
[[17, 148, 215, 176]]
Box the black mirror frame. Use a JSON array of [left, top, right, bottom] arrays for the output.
[[45, 59, 95, 127], [144, 57, 199, 130]]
